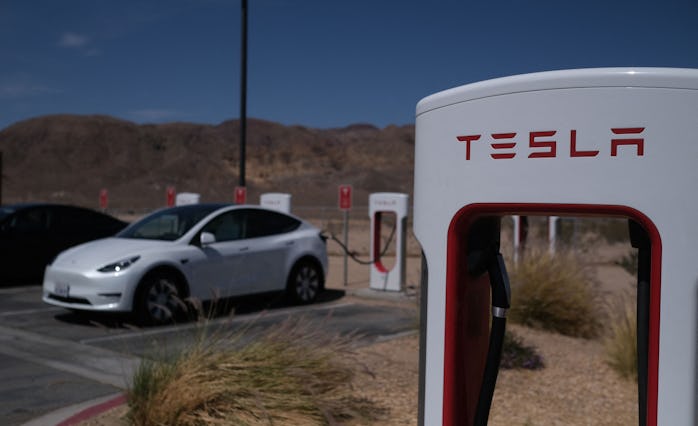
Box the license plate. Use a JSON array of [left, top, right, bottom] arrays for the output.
[[54, 282, 70, 298]]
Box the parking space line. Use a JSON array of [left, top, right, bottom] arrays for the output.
[[0, 286, 42, 295], [0, 307, 63, 317], [0, 324, 139, 388]]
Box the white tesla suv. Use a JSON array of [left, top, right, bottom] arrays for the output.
[[43, 204, 328, 325]]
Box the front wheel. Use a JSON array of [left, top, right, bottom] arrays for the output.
[[287, 261, 323, 305], [134, 273, 185, 326]]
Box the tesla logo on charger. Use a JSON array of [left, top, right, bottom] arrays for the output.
[[456, 127, 645, 160]]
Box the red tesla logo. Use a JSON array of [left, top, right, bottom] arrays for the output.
[[457, 128, 644, 160]]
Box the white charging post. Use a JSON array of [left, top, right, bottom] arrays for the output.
[[512, 215, 522, 263], [260, 193, 291, 213], [548, 216, 559, 255], [512, 215, 559, 262], [175, 192, 200, 206], [413, 68, 698, 425], [369, 192, 409, 292]]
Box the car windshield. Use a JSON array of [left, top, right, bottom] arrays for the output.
[[117, 204, 227, 241]]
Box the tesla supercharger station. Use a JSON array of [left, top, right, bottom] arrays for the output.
[[413, 68, 698, 426], [369, 192, 409, 292], [260, 192, 291, 214]]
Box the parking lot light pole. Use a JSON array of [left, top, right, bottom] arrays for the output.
[[239, 0, 247, 188], [0, 151, 3, 205]]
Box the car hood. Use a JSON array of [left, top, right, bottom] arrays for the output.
[[52, 237, 174, 269]]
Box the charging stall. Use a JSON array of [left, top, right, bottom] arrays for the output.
[[413, 68, 698, 425], [260, 192, 292, 214], [369, 192, 409, 292]]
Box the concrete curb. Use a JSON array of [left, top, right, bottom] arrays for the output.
[[350, 287, 418, 302], [22, 393, 125, 426]]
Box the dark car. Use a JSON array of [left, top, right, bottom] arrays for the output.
[[0, 203, 128, 284]]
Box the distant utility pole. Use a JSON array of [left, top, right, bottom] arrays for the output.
[[239, 0, 248, 188]]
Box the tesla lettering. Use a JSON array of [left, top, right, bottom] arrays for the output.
[[456, 127, 645, 160]]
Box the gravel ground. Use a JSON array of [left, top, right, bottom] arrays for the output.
[[490, 324, 637, 426], [347, 324, 638, 426]]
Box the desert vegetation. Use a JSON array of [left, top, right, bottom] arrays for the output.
[[603, 298, 638, 381], [508, 246, 605, 339], [127, 319, 384, 426]]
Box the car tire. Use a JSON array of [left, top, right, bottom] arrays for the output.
[[287, 260, 323, 305], [134, 272, 185, 326]]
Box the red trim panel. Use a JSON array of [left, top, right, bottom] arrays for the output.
[[443, 203, 661, 426], [373, 213, 387, 273]]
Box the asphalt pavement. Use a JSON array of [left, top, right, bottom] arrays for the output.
[[0, 285, 417, 425]]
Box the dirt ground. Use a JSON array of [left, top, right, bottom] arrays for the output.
[[77, 218, 639, 425]]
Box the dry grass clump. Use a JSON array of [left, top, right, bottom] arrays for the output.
[[127, 319, 383, 425], [603, 299, 637, 381], [509, 247, 605, 339]]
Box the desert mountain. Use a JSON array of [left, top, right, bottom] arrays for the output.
[[0, 115, 415, 212]]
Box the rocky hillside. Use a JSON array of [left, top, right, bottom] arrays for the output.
[[0, 115, 415, 211]]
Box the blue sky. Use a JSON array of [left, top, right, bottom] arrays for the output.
[[1, 0, 697, 130]]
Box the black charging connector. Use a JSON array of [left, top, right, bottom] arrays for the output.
[[488, 252, 511, 318], [464, 216, 512, 426]]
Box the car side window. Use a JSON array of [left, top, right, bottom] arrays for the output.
[[201, 211, 246, 242], [12, 208, 51, 233], [54, 207, 87, 232], [245, 209, 301, 238]]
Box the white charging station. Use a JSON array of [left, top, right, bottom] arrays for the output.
[[369, 192, 408, 292], [175, 192, 200, 206], [260, 192, 291, 213], [413, 68, 698, 425]]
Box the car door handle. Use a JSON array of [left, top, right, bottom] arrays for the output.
[[285, 241, 295, 246], [239, 246, 250, 252]]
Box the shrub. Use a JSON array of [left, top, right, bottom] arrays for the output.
[[508, 247, 605, 339], [127, 319, 383, 425], [501, 330, 544, 370], [603, 299, 637, 381]]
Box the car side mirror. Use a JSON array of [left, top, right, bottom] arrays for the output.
[[200, 232, 216, 246]]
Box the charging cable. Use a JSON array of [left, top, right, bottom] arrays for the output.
[[325, 221, 396, 265], [474, 252, 511, 426]]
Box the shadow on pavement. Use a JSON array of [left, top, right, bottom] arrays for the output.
[[53, 289, 346, 329]]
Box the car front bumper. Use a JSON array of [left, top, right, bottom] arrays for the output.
[[42, 265, 139, 312]]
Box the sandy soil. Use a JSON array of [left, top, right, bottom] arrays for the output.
[[77, 219, 639, 425]]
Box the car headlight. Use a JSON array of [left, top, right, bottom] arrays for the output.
[[98, 256, 140, 273]]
